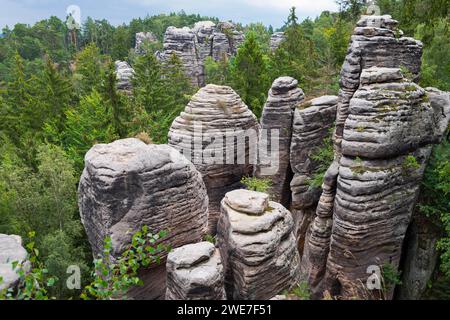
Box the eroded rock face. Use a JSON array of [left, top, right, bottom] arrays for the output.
[[160, 21, 244, 87], [78, 138, 209, 299], [334, 15, 423, 156], [270, 32, 285, 51], [115, 60, 134, 94], [135, 32, 158, 55], [0, 234, 28, 291], [255, 77, 305, 207], [166, 242, 226, 300], [168, 85, 260, 234], [302, 68, 450, 299], [290, 95, 337, 257], [217, 190, 300, 300]]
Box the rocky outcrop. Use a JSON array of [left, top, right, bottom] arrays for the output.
[[334, 15, 423, 156], [115, 60, 134, 94], [270, 32, 285, 51], [290, 95, 337, 257], [217, 190, 300, 300], [78, 138, 209, 299], [303, 67, 450, 299], [160, 21, 244, 87], [166, 242, 226, 300], [168, 85, 260, 234], [255, 77, 305, 207], [0, 234, 28, 291], [135, 32, 158, 55]]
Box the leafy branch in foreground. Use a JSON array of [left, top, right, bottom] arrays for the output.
[[81, 226, 170, 300], [241, 176, 272, 194]]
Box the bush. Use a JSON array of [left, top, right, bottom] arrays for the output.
[[241, 176, 272, 194]]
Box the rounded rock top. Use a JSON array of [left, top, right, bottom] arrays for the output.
[[224, 189, 269, 216], [167, 242, 215, 268]]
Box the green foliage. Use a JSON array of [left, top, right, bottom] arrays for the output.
[[307, 129, 335, 188], [381, 263, 402, 292], [204, 234, 217, 245], [284, 282, 311, 300], [81, 226, 169, 300], [240, 176, 272, 194], [0, 231, 56, 300], [204, 55, 230, 85]]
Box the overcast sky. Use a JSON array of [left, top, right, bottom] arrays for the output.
[[0, 0, 339, 29]]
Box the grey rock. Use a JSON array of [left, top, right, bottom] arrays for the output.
[[78, 138, 209, 299], [255, 77, 305, 207], [166, 242, 226, 300], [270, 32, 285, 51], [217, 190, 300, 300], [115, 60, 134, 94], [168, 85, 260, 234], [135, 32, 158, 55], [0, 234, 28, 291]]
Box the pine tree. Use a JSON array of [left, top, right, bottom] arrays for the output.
[[230, 31, 269, 117], [73, 43, 105, 96]]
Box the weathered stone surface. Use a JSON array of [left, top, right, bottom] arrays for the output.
[[302, 68, 450, 300], [255, 77, 305, 207], [135, 32, 158, 55], [166, 242, 226, 300], [270, 32, 285, 51], [168, 85, 260, 234], [334, 15, 423, 156], [217, 190, 300, 300], [78, 138, 209, 299], [290, 95, 337, 257], [115, 60, 134, 94], [160, 21, 244, 87], [0, 234, 28, 291]]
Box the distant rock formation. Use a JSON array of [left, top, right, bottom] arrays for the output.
[[166, 242, 226, 300], [303, 67, 449, 299], [159, 21, 244, 87], [290, 95, 337, 257], [255, 77, 305, 207], [217, 190, 300, 300], [78, 138, 209, 299], [115, 60, 134, 94], [168, 85, 260, 234], [0, 234, 28, 291], [135, 32, 158, 55], [270, 32, 285, 51]]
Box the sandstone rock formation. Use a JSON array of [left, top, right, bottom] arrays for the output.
[[135, 32, 158, 55], [115, 60, 134, 94], [334, 15, 423, 156], [160, 21, 244, 87], [166, 242, 226, 300], [270, 32, 285, 51], [78, 138, 209, 299], [289, 95, 337, 256], [255, 77, 305, 207], [302, 67, 450, 299], [0, 234, 28, 291], [217, 190, 300, 300], [168, 85, 260, 234]]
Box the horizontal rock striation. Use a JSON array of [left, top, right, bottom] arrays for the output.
[[78, 138, 209, 299], [217, 190, 300, 300], [166, 242, 226, 300], [115, 60, 134, 94], [290, 95, 337, 258], [255, 77, 305, 207], [0, 234, 28, 291], [135, 32, 158, 55], [303, 67, 450, 299], [168, 85, 260, 234]]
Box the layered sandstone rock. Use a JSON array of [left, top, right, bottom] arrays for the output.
[[115, 60, 134, 94], [135, 32, 158, 55], [168, 85, 260, 234], [78, 138, 209, 299], [303, 67, 450, 299], [160, 26, 203, 87], [270, 32, 285, 51], [160, 21, 244, 87], [334, 15, 423, 155], [0, 234, 28, 291], [166, 242, 226, 300], [217, 190, 300, 300], [255, 77, 305, 207], [290, 95, 337, 256]]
